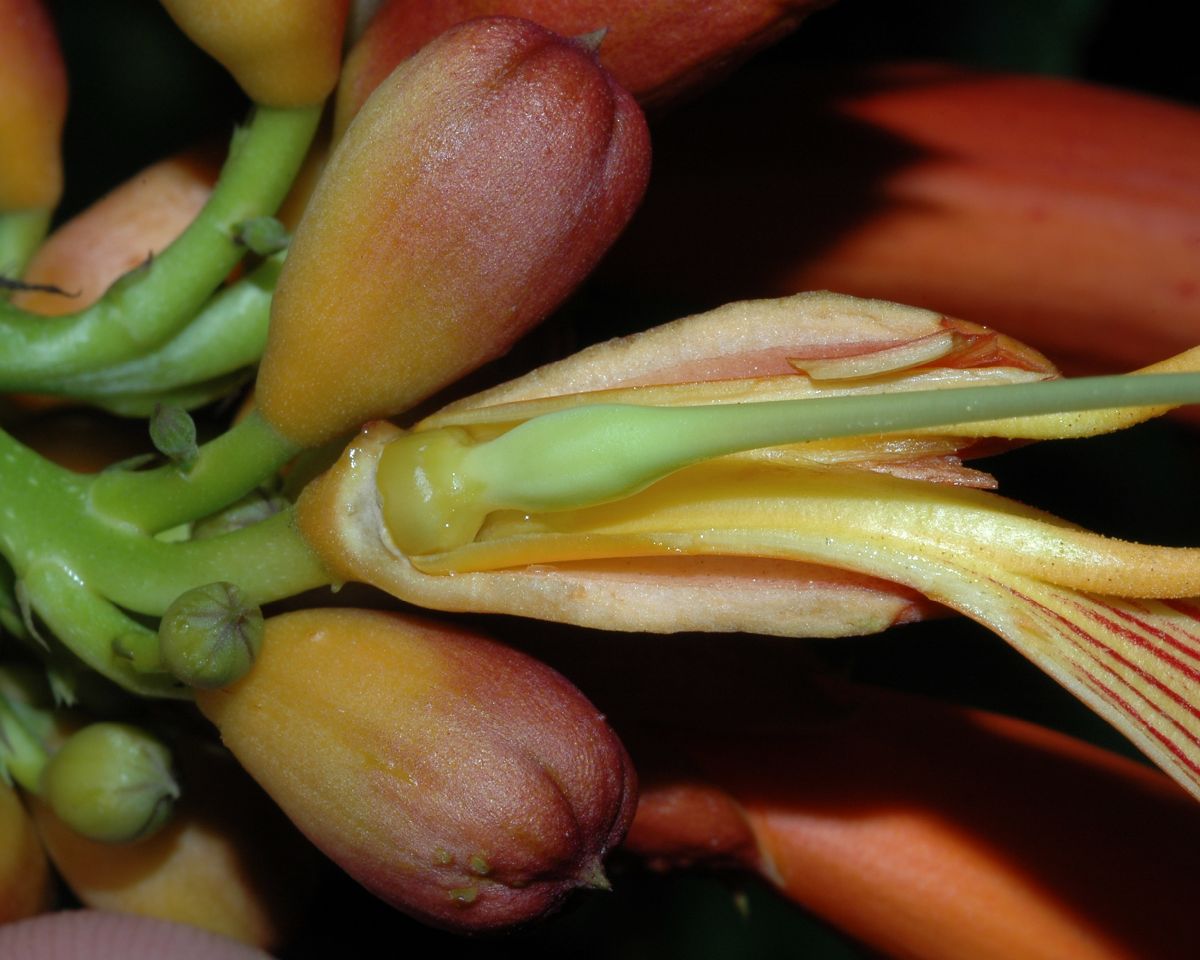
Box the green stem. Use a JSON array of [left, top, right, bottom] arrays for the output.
[[39, 252, 281, 398], [0, 426, 330, 620], [0, 208, 51, 279], [0, 105, 318, 387], [87, 371, 252, 418], [21, 563, 184, 699], [89, 409, 301, 533], [0, 692, 48, 792], [86, 509, 330, 616]]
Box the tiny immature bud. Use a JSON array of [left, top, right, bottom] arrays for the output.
[[40, 722, 179, 844], [31, 737, 317, 950], [149, 404, 199, 470], [196, 609, 637, 932], [258, 17, 650, 446], [158, 582, 264, 690]]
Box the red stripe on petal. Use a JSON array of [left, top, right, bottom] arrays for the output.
[[1076, 666, 1200, 780], [1084, 600, 1200, 667]]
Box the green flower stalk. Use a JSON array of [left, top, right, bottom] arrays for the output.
[[3, 678, 178, 845], [0, 421, 326, 696], [0, 689, 49, 793], [29, 252, 282, 406], [0, 105, 319, 388]]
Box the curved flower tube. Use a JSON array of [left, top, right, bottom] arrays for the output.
[[0, 105, 319, 388], [605, 61, 1200, 378], [296, 292, 1200, 800], [625, 681, 1200, 960]]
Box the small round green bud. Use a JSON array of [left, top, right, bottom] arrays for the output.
[[41, 722, 179, 843], [158, 582, 264, 690]]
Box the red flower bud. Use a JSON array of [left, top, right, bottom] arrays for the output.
[[257, 17, 650, 446], [0, 0, 68, 210], [158, 0, 350, 106], [195, 609, 636, 932], [338, 0, 831, 118]]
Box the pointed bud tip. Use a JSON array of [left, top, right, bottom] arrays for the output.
[[579, 859, 613, 891], [575, 27, 609, 54]]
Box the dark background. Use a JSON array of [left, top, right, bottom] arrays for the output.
[[38, 1, 1200, 957]]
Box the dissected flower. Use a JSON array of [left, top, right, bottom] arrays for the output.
[[298, 291, 1200, 799]]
